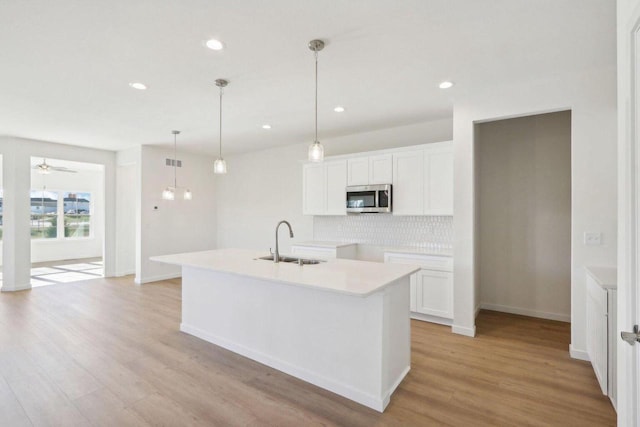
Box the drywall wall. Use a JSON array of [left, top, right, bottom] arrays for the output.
[[0, 136, 116, 291], [453, 65, 617, 350], [137, 145, 217, 283], [477, 111, 571, 322], [215, 119, 453, 254]]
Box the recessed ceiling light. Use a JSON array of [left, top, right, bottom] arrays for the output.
[[439, 81, 454, 89], [333, 106, 345, 113], [206, 39, 225, 51], [262, 124, 272, 129], [129, 82, 147, 90]]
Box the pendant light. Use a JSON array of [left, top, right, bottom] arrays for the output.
[[162, 130, 192, 201], [214, 79, 228, 174], [308, 39, 325, 162]]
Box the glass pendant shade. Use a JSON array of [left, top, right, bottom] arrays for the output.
[[308, 141, 324, 162], [162, 187, 175, 200], [183, 189, 192, 200], [214, 158, 227, 174]]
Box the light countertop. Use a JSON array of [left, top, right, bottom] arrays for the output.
[[151, 248, 419, 297], [585, 266, 617, 290]]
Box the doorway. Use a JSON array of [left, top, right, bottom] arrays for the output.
[[475, 111, 572, 322], [29, 157, 105, 287]]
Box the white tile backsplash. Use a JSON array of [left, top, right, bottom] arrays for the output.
[[313, 215, 453, 251]]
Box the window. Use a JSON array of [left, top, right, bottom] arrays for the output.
[[30, 190, 58, 239], [64, 192, 91, 238]]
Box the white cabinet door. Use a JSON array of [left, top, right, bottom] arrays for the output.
[[425, 144, 454, 215], [410, 273, 417, 312], [415, 270, 453, 319], [325, 160, 347, 215], [392, 150, 424, 215], [302, 164, 325, 215], [369, 154, 393, 184], [347, 157, 369, 186]]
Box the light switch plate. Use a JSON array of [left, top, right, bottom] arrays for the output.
[[584, 232, 602, 246]]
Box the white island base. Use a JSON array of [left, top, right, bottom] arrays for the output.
[[180, 266, 411, 412]]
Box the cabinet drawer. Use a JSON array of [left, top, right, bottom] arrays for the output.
[[384, 252, 452, 272]]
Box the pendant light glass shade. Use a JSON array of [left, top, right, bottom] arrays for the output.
[[162, 187, 175, 200], [308, 39, 325, 162], [213, 158, 227, 174], [162, 130, 192, 200], [308, 141, 324, 162], [214, 79, 228, 174]]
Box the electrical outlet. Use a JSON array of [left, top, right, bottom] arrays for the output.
[[584, 232, 602, 246]]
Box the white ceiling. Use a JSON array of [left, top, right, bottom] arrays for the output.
[[0, 0, 615, 156]]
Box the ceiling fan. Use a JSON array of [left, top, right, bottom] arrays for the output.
[[33, 158, 77, 174]]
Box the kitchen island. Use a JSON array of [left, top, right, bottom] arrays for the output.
[[151, 248, 419, 412]]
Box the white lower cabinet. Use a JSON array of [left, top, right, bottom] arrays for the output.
[[585, 268, 617, 409], [384, 252, 453, 324]]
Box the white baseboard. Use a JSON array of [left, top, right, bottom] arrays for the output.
[[114, 269, 135, 277], [410, 312, 452, 326], [1, 283, 32, 292], [569, 344, 589, 361], [480, 303, 570, 323], [180, 322, 401, 412], [135, 273, 181, 284], [452, 324, 476, 337]]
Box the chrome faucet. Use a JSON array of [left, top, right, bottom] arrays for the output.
[[274, 220, 294, 263]]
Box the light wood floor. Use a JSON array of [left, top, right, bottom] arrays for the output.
[[0, 277, 616, 426]]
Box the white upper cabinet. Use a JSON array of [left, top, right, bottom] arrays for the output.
[[325, 160, 347, 215], [392, 150, 425, 215], [368, 154, 393, 184], [424, 145, 454, 215], [303, 160, 347, 216], [347, 158, 369, 186], [303, 141, 453, 216]]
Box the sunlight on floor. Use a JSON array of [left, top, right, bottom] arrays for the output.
[[30, 260, 103, 287]]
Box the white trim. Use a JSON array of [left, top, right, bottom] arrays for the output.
[[480, 303, 570, 323], [0, 283, 32, 292], [411, 312, 453, 326], [302, 140, 453, 164], [569, 344, 590, 362], [180, 322, 403, 412], [134, 272, 181, 284], [113, 269, 135, 277], [452, 324, 476, 337]]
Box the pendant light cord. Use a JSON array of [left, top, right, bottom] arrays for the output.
[[314, 50, 318, 143], [173, 132, 177, 188], [219, 86, 224, 158]]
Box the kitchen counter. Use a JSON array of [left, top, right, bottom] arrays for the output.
[[151, 248, 418, 297], [152, 248, 414, 412]]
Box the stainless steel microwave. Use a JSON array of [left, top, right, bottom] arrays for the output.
[[346, 184, 392, 213]]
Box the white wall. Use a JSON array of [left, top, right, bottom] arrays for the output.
[[115, 147, 140, 277], [0, 136, 116, 291], [27, 165, 105, 264], [215, 119, 453, 254], [477, 111, 572, 322], [453, 66, 618, 350], [137, 145, 217, 283]]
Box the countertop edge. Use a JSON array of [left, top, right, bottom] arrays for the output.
[[585, 266, 617, 290]]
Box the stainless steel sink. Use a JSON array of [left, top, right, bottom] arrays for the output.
[[255, 255, 324, 265]]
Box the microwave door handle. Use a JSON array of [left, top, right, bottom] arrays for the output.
[[375, 190, 379, 208]]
